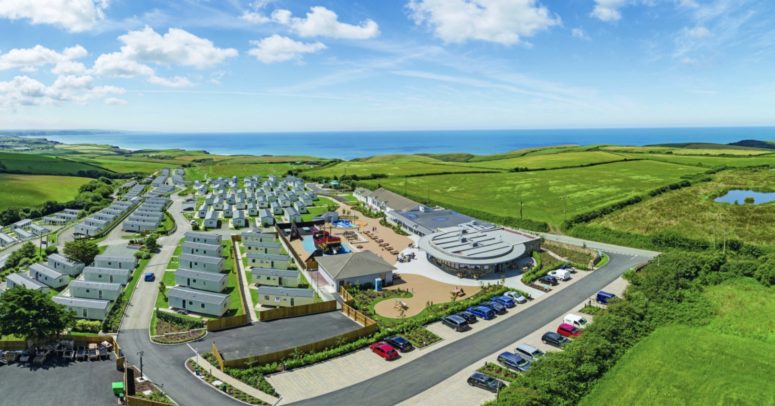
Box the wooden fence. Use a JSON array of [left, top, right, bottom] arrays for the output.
[[206, 314, 250, 332], [339, 286, 354, 304], [275, 224, 307, 271], [0, 334, 118, 351], [212, 341, 225, 371], [259, 300, 337, 322], [342, 303, 377, 327]]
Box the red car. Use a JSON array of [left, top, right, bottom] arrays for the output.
[[370, 342, 400, 360], [557, 323, 582, 338]]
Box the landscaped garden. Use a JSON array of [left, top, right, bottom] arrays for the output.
[[187, 357, 270, 405]]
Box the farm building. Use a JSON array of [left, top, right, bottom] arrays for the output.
[[251, 268, 300, 287], [179, 253, 224, 273], [257, 286, 315, 308], [204, 210, 219, 229], [316, 251, 396, 291], [167, 286, 229, 317], [175, 268, 227, 293], [83, 266, 132, 284], [47, 253, 85, 276], [52, 297, 111, 320], [94, 255, 137, 270], [243, 240, 283, 255], [5, 273, 49, 293], [247, 253, 291, 269], [69, 280, 122, 301], [29, 263, 69, 289], [185, 231, 222, 245], [182, 241, 222, 257]]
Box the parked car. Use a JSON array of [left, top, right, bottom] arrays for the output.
[[504, 291, 528, 304], [467, 372, 505, 393], [515, 344, 545, 361], [564, 314, 589, 329], [491, 295, 516, 308], [539, 275, 559, 286], [480, 300, 507, 315], [557, 323, 583, 338], [596, 291, 617, 304], [549, 269, 571, 281], [457, 311, 478, 324], [542, 332, 570, 348], [467, 305, 495, 320], [384, 335, 414, 352], [441, 315, 470, 332], [369, 342, 400, 361], [144, 272, 155, 282], [497, 352, 531, 372]]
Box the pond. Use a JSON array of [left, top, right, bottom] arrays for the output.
[[714, 189, 775, 205]]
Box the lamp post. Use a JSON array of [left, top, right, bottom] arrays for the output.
[[137, 351, 144, 379]]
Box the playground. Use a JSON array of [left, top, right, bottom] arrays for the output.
[[373, 274, 481, 318]]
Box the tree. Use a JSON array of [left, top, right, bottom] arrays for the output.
[[3, 242, 37, 270], [144, 234, 160, 252], [64, 239, 100, 265], [158, 281, 167, 302], [0, 287, 75, 345]]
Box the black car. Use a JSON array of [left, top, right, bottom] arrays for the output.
[[441, 315, 470, 332], [480, 300, 507, 315], [467, 372, 505, 393], [384, 335, 414, 352], [457, 311, 478, 324], [542, 331, 570, 348], [539, 275, 559, 286]]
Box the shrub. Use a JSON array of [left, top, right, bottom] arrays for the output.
[[73, 319, 101, 333]]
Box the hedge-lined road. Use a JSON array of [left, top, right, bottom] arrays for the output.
[[290, 250, 654, 406]]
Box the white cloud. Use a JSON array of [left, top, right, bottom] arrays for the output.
[[0, 0, 108, 32], [242, 11, 270, 24], [407, 0, 560, 45], [268, 6, 379, 40], [52, 60, 88, 75], [591, 0, 628, 22], [92, 51, 191, 88], [0, 45, 87, 71], [104, 97, 128, 106], [117, 26, 238, 68], [248, 35, 326, 64], [0, 74, 124, 108], [685, 26, 711, 39], [571, 28, 589, 40]]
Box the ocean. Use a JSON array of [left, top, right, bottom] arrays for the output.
[[35, 127, 775, 159]]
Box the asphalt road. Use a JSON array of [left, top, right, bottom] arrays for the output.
[[290, 251, 652, 406]]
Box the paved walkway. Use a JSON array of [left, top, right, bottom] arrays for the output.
[[192, 354, 279, 404], [233, 242, 257, 322]]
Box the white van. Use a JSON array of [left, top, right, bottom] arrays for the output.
[[549, 269, 571, 281], [564, 313, 589, 329]]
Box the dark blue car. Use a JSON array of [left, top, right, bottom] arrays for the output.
[[467, 306, 495, 320], [480, 300, 507, 314], [497, 352, 531, 372], [596, 291, 617, 304], [491, 295, 516, 308]]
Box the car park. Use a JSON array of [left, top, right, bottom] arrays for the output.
[[369, 342, 400, 360], [504, 291, 528, 304], [542, 332, 570, 348], [480, 300, 507, 315], [557, 323, 582, 338], [564, 314, 589, 329], [384, 335, 414, 352], [441, 314, 470, 332], [539, 275, 559, 286], [467, 305, 495, 320], [548, 269, 571, 281], [497, 352, 531, 372], [596, 291, 617, 304], [457, 311, 478, 324], [467, 372, 505, 393], [491, 295, 516, 308], [515, 343, 545, 360]]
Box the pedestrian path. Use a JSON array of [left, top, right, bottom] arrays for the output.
[[192, 355, 279, 404], [233, 242, 258, 322]]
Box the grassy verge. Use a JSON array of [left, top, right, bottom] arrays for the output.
[[187, 358, 269, 405], [102, 257, 149, 333], [478, 362, 520, 383]]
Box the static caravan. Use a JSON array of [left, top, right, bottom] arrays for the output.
[[0, 232, 15, 247], [197, 203, 209, 218], [47, 253, 85, 276], [43, 216, 67, 225], [258, 286, 314, 308], [283, 208, 302, 223], [83, 267, 132, 284], [122, 219, 158, 233], [182, 241, 222, 257], [241, 231, 277, 243], [257, 209, 274, 227], [244, 240, 283, 255], [247, 253, 291, 269], [69, 280, 122, 301], [179, 253, 224, 273], [74, 223, 101, 236], [175, 268, 227, 293], [204, 210, 219, 229], [52, 297, 110, 320], [15, 228, 33, 240], [232, 210, 247, 228], [247, 203, 258, 216], [293, 202, 308, 214], [185, 231, 222, 245], [5, 273, 49, 293], [271, 203, 283, 215], [29, 263, 69, 289], [93, 255, 137, 270], [29, 224, 48, 235], [12, 219, 32, 229], [223, 205, 234, 218], [251, 268, 300, 287], [167, 286, 229, 317]]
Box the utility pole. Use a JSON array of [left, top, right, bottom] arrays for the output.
[[137, 351, 144, 379]]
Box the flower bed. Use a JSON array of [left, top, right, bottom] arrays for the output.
[[403, 326, 441, 348], [478, 362, 520, 383], [187, 358, 268, 405]]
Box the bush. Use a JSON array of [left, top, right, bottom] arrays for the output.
[[73, 319, 101, 333]]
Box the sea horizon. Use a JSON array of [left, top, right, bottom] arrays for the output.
[[12, 126, 775, 160]]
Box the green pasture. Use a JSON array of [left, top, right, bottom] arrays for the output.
[[186, 162, 309, 181], [448, 150, 626, 170], [618, 152, 775, 168], [303, 155, 497, 178], [0, 152, 109, 176], [0, 174, 92, 210]]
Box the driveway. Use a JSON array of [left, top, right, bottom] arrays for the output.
[[290, 251, 653, 406]]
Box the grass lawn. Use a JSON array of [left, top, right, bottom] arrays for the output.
[[222, 240, 244, 316], [0, 174, 92, 210], [581, 278, 775, 406], [156, 271, 177, 309], [360, 160, 705, 226], [301, 204, 330, 222], [70, 156, 171, 173], [593, 168, 775, 246]]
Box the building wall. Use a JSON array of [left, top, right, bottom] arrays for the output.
[[32, 272, 68, 289], [84, 271, 131, 285], [175, 274, 226, 293], [258, 293, 314, 308], [168, 296, 227, 317], [71, 286, 121, 301], [68, 306, 107, 320], [248, 258, 290, 269]]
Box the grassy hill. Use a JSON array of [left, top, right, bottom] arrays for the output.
[[0, 174, 92, 210], [0, 152, 111, 176]]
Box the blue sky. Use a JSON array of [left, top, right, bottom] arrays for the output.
[[1, 0, 774, 132]]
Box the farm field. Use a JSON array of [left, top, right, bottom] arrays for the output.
[[302, 154, 498, 178], [0, 152, 110, 176], [186, 162, 311, 181], [0, 174, 92, 210], [360, 160, 705, 226], [446, 150, 626, 170], [581, 278, 775, 406], [593, 168, 775, 246], [617, 152, 775, 168], [69, 156, 171, 173]]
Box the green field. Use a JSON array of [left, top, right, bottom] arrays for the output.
[[186, 162, 310, 181], [303, 154, 498, 178], [616, 152, 775, 168], [361, 160, 704, 226], [69, 156, 171, 173], [594, 168, 775, 246], [0, 174, 92, 210], [0, 152, 110, 175], [581, 279, 775, 405], [445, 150, 626, 170]]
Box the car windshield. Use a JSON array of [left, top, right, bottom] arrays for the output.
[[578, 319, 587, 325]]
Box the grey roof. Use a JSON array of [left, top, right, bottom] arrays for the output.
[[94, 254, 136, 263], [53, 296, 111, 310], [251, 268, 299, 278], [205, 210, 218, 220], [168, 286, 228, 304], [368, 188, 420, 211], [242, 231, 276, 239], [316, 251, 396, 280], [244, 240, 281, 248], [183, 241, 221, 252], [29, 263, 64, 279], [179, 253, 223, 265], [0, 233, 15, 244], [176, 268, 227, 282], [247, 253, 290, 262], [185, 231, 222, 242], [258, 286, 314, 298], [391, 207, 475, 233], [6, 273, 46, 289], [83, 266, 132, 276], [69, 280, 122, 292], [417, 223, 539, 266]]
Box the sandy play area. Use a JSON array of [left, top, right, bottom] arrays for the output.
[[374, 274, 482, 318]]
